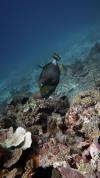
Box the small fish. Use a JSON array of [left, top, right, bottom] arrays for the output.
[[38, 53, 61, 98]]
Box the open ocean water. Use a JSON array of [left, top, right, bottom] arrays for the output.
[[0, 0, 100, 103]]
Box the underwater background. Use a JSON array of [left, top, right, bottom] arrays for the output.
[[0, 1, 100, 177], [0, 0, 100, 103]]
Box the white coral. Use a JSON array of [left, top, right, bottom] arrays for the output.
[[22, 131, 32, 150], [5, 127, 26, 148], [1, 127, 32, 150], [53, 161, 67, 168]]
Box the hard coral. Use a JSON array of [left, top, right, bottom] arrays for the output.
[[1, 127, 32, 150], [72, 90, 100, 107], [58, 165, 85, 178], [83, 139, 100, 172], [5, 168, 17, 178], [4, 127, 26, 148], [95, 102, 100, 115], [39, 138, 69, 168], [4, 148, 22, 168], [22, 131, 32, 150], [0, 168, 17, 178], [80, 96, 94, 108], [22, 159, 34, 178]]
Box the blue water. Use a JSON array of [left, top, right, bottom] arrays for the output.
[[0, 0, 100, 103]]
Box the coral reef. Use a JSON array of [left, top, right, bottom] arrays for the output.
[[0, 87, 100, 178], [0, 42, 100, 177]]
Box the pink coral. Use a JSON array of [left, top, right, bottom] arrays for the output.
[[39, 138, 69, 167], [65, 110, 79, 129], [58, 166, 85, 178]]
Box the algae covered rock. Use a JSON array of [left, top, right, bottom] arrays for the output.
[[72, 90, 100, 107]]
